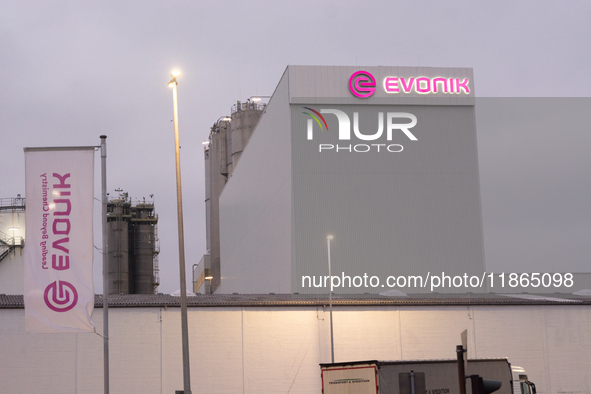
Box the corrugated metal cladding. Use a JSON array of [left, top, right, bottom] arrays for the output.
[[291, 103, 485, 294]]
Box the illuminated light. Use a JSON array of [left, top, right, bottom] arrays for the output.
[[349, 70, 376, 98], [384, 77, 400, 93], [432, 77, 448, 93], [381, 76, 470, 95], [251, 97, 261, 102], [48, 203, 56, 210], [456, 78, 470, 93], [327, 235, 334, 240], [168, 80, 176, 88], [171, 70, 181, 78], [415, 77, 431, 94], [400, 77, 414, 93], [204, 276, 213, 280], [202, 141, 210, 145], [8, 227, 19, 231]]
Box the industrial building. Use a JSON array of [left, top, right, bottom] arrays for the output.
[[198, 65, 485, 294], [200, 99, 266, 293], [197, 66, 591, 296], [1, 293, 591, 393], [107, 191, 160, 294], [1, 66, 590, 394], [0, 192, 161, 295]]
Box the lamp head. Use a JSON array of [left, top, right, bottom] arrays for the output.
[[327, 235, 334, 240], [168, 70, 181, 87]]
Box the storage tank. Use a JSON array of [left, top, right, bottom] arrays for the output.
[[231, 100, 263, 169], [107, 193, 159, 294], [132, 203, 157, 294], [201, 97, 266, 292], [107, 198, 131, 294]]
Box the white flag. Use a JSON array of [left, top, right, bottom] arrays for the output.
[[24, 147, 95, 333]]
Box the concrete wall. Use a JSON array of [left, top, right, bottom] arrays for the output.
[[1, 305, 590, 394]]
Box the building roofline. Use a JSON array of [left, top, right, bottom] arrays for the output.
[[1, 293, 590, 309]]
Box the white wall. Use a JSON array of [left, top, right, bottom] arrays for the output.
[[0, 305, 590, 394], [0, 210, 25, 295], [0, 251, 24, 294], [219, 69, 292, 294]]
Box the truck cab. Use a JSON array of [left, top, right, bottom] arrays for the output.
[[511, 366, 536, 394]]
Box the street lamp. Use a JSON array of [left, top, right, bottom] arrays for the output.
[[168, 69, 192, 394], [327, 234, 335, 363]]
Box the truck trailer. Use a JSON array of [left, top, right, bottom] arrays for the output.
[[320, 359, 536, 394]]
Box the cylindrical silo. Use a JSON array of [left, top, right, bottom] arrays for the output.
[[107, 199, 130, 294], [133, 203, 156, 294]]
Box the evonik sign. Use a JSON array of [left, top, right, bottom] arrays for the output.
[[349, 70, 470, 98], [302, 107, 417, 153]]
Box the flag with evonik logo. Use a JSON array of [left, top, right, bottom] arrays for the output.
[[24, 147, 95, 333]]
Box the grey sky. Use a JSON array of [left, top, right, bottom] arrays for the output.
[[1, 1, 590, 293]]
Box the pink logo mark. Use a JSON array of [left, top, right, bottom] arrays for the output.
[[44, 280, 78, 312], [349, 71, 376, 98]]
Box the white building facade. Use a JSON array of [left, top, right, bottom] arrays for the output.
[[1, 294, 590, 393], [218, 66, 484, 295]]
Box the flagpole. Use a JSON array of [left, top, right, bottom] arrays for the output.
[[100, 135, 109, 394]]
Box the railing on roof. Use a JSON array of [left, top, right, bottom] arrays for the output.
[[0, 197, 26, 211], [230, 101, 267, 114]]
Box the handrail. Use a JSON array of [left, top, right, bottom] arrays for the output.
[[230, 101, 267, 114], [0, 234, 24, 262], [0, 197, 26, 211], [0, 231, 24, 246]]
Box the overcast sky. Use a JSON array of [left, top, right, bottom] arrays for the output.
[[1, 1, 590, 293]]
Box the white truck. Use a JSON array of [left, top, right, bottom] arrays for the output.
[[320, 359, 536, 394]]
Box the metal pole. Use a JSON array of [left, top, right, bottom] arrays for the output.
[[171, 76, 191, 394], [457, 345, 466, 394], [327, 236, 334, 363], [100, 135, 109, 394]]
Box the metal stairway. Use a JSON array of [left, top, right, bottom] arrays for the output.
[[0, 231, 23, 262]]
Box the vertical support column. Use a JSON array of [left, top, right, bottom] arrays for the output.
[[100, 135, 109, 394], [457, 345, 466, 394], [327, 235, 334, 364]]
